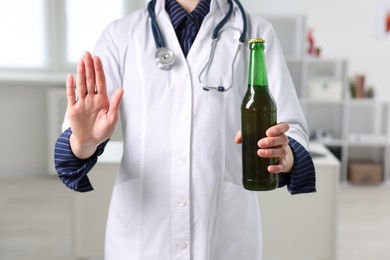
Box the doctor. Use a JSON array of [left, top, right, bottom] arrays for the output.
[[55, 0, 316, 259]]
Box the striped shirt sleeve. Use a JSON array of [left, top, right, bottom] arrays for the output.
[[54, 127, 109, 192], [278, 137, 316, 194]]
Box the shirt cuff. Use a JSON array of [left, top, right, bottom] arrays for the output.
[[278, 137, 316, 195], [54, 127, 108, 192]]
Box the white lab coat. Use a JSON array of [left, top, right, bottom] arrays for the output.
[[89, 0, 309, 259]]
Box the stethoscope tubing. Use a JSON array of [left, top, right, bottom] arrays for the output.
[[212, 0, 234, 39], [148, 0, 165, 48], [147, 0, 248, 91]]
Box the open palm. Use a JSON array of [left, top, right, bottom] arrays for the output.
[[67, 52, 124, 159]]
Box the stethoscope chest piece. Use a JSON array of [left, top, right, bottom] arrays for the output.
[[155, 47, 175, 70]]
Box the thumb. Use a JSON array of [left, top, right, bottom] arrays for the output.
[[108, 88, 124, 117], [234, 130, 242, 144]]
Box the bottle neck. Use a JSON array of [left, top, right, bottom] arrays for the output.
[[248, 42, 268, 88]]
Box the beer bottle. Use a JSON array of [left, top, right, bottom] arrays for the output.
[[241, 38, 278, 191]]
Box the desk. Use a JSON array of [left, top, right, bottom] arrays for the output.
[[73, 142, 339, 260]]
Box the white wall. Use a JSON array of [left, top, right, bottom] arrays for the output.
[[242, 0, 390, 100], [0, 83, 52, 176]]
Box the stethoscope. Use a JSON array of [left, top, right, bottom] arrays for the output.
[[147, 0, 247, 92]]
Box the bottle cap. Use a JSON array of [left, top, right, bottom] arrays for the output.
[[249, 38, 265, 43]]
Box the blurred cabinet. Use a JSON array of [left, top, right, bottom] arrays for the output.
[[263, 14, 389, 183]]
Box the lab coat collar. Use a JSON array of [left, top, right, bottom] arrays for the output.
[[213, 0, 232, 16], [154, 0, 166, 16], [153, 0, 232, 18], [208, 0, 241, 31]]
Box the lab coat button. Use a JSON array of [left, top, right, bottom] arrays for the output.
[[179, 157, 187, 164], [177, 242, 188, 250], [178, 199, 187, 207]]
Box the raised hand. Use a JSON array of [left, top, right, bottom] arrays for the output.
[[234, 122, 294, 173], [67, 52, 124, 159]]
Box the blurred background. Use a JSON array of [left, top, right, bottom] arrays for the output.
[[0, 0, 389, 259]]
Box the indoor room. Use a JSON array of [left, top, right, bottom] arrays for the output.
[[1, 0, 390, 259]]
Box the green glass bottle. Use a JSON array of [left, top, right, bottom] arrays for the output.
[[241, 38, 278, 191]]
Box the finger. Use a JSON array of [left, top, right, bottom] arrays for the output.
[[234, 130, 242, 144], [268, 164, 284, 174], [258, 134, 289, 148], [76, 58, 87, 99], [93, 56, 107, 96], [83, 52, 96, 94], [108, 88, 124, 120], [66, 74, 76, 106], [266, 122, 289, 137], [257, 145, 288, 158], [267, 155, 288, 173]]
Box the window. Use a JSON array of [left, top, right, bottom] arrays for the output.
[[0, 0, 130, 71], [65, 0, 125, 64], [0, 0, 46, 68]]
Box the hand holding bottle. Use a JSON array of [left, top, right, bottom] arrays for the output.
[[67, 52, 124, 159], [234, 122, 294, 174]]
